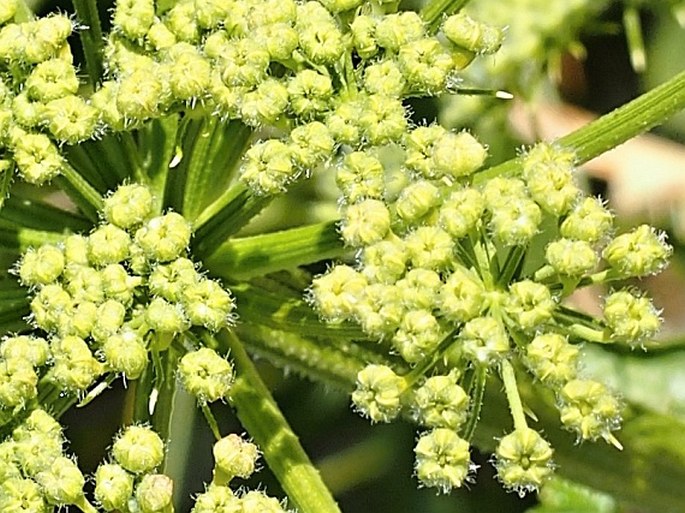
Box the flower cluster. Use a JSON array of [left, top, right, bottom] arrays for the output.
[[92, 0, 502, 196], [6, 183, 235, 405], [94, 424, 173, 513], [192, 433, 290, 513], [0, 408, 97, 512], [0, 11, 101, 184], [310, 141, 671, 493]]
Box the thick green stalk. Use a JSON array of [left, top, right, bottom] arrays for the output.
[[475, 69, 685, 182], [71, 0, 105, 87], [219, 330, 342, 513], [206, 221, 345, 280], [420, 0, 470, 29], [58, 163, 104, 221]]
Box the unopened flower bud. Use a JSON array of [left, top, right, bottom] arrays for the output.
[[505, 280, 555, 331], [35, 456, 85, 506], [1, 335, 49, 367], [310, 265, 367, 322], [336, 151, 385, 203], [112, 425, 165, 474], [392, 309, 444, 363], [442, 13, 503, 55], [431, 131, 487, 179], [603, 225, 671, 277], [146, 297, 188, 333], [102, 330, 148, 380], [545, 239, 598, 276], [88, 224, 131, 265], [213, 434, 259, 481], [522, 143, 579, 216], [604, 290, 661, 343], [178, 347, 234, 403], [438, 187, 484, 238], [460, 316, 510, 364], [524, 333, 579, 385], [558, 379, 622, 444], [414, 428, 471, 492], [352, 364, 406, 423], [135, 212, 192, 262], [241, 491, 288, 513], [438, 265, 485, 322], [136, 473, 174, 513], [413, 372, 469, 430], [560, 197, 613, 242], [94, 463, 134, 512], [340, 199, 391, 247], [375, 12, 425, 52], [495, 428, 553, 494], [395, 180, 440, 224], [19, 244, 65, 286], [103, 183, 154, 229]]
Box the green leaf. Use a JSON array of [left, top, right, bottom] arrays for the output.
[[526, 477, 617, 513]]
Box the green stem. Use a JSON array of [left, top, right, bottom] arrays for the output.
[[500, 360, 527, 431], [206, 221, 345, 280], [0, 226, 64, 251], [461, 365, 487, 442], [420, 0, 470, 29], [219, 330, 342, 513], [476, 69, 685, 182], [71, 0, 105, 87], [200, 403, 222, 441], [59, 162, 104, 219]]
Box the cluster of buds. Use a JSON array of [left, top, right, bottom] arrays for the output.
[[0, 10, 105, 185], [7, 183, 235, 404], [94, 424, 174, 513], [310, 141, 671, 493], [192, 433, 290, 513], [0, 408, 97, 512], [94, 0, 502, 195]]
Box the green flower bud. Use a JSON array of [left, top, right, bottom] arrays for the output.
[[62, 301, 98, 338], [165, 1, 200, 42], [12, 429, 63, 476], [431, 131, 487, 179], [404, 226, 454, 269], [25, 58, 78, 102], [558, 379, 622, 444], [340, 199, 391, 247], [396, 269, 442, 311], [336, 151, 385, 203], [495, 428, 554, 495], [1, 336, 49, 367], [545, 239, 598, 276], [113, 0, 155, 41], [0, 443, 22, 482], [191, 485, 238, 513], [0, 0, 16, 24], [560, 197, 613, 242], [438, 265, 485, 322], [604, 290, 661, 343], [64, 265, 104, 303], [438, 187, 485, 238], [50, 335, 103, 391], [350, 15, 378, 59], [94, 463, 134, 512], [412, 372, 469, 429], [88, 224, 131, 266], [351, 364, 406, 423], [91, 81, 125, 131], [0, 357, 38, 408], [414, 428, 471, 492], [489, 198, 542, 246], [112, 425, 165, 474], [395, 180, 440, 224], [101, 264, 142, 306], [63, 235, 89, 266], [482, 177, 527, 209], [359, 94, 407, 145], [506, 280, 555, 331], [240, 79, 289, 127], [213, 434, 259, 480], [241, 491, 288, 513], [289, 121, 335, 169], [35, 456, 85, 506], [364, 60, 406, 98], [102, 329, 148, 380], [11, 131, 63, 184], [92, 299, 127, 342], [403, 125, 447, 177], [44, 95, 99, 144], [326, 98, 365, 145], [376, 12, 425, 52], [398, 38, 454, 93], [149, 258, 200, 302], [255, 23, 299, 61], [181, 279, 236, 331], [393, 309, 444, 363], [310, 265, 367, 322], [524, 333, 579, 385], [361, 239, 407, 284], [442, 13, 503, 55], [461, 316, 510, 364], [30, 283, 72, 331], [299, 22, 344, 65], [194, 0, 232, 30], [135, 212, 192, 262], [288, 69, 333, 120], [178, 347, 234, 403], [103, 183, 154, 229], [0, 477, 46, 513], [146, 297, 188, 333], [166, 43, 211, 102], [117, 70, 166, 122], [356, 283, 405, 336], [18, 244, 65, 286], [12, 92, 46, 129], [318, 0, 363, 13], [241, 139, 296, 195], [136, 473, 174, 513], [603, 225, 672, 277], [219, 39, 270, 88], [146, 21, 176, 50], [523, 143, 579, 216]]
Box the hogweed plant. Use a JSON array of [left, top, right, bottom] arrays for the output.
[[0, 0, 684, 512]]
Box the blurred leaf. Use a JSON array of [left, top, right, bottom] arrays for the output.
[[526, 477, 616, 513]]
